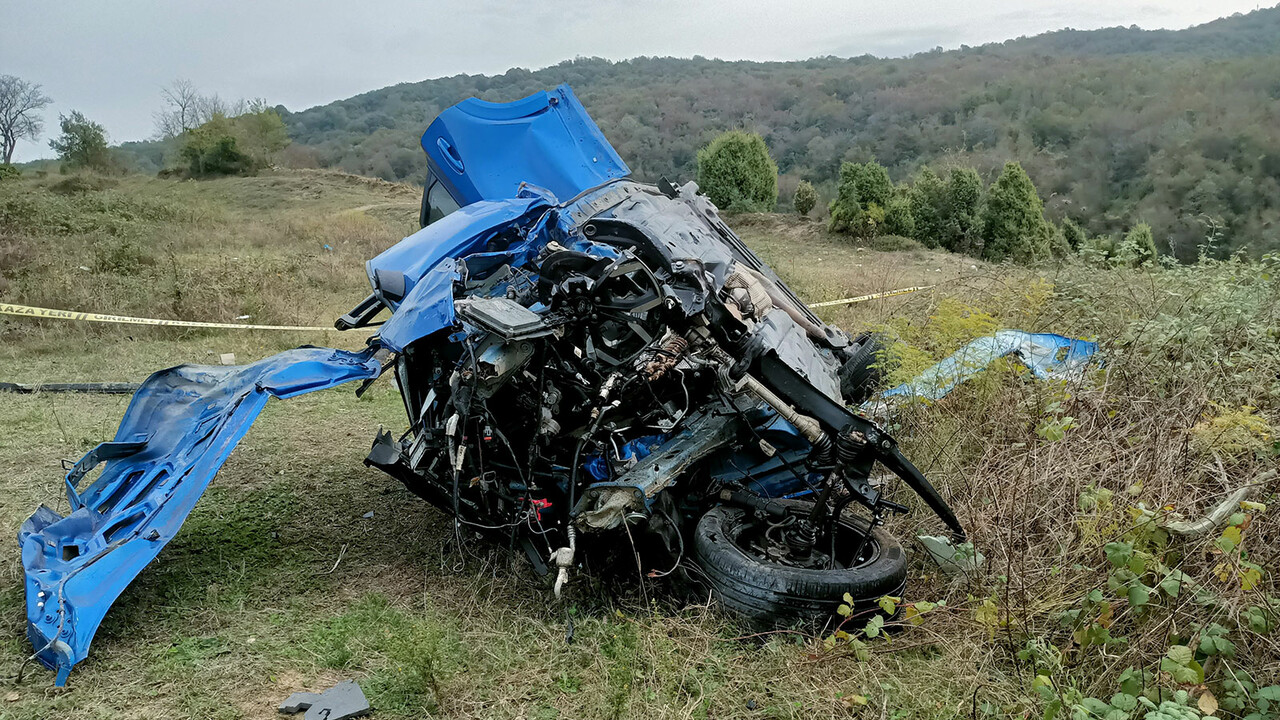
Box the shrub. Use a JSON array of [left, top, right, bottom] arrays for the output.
[[179, 108, 290, 177], [0, 164, 19, 181], [980, 161, 1051, 263], [908, 167, 947, 247], [1061, 218, 1086, 250], [792, 180, 816, 216], [884, 194, 915, 237], [828, 163, 866, 234], [48, 111, 111, 172], [851, 161, 893, 209], [944, 167, 983, 254], [695, 130, 778, 213], [1116, 222, 1159, 266], [181, 115, 252, 176], [1047, 221, 1072, 258], [829, 161, 893, 237], [868, 234, 921, 252], [51, 175, 117, 194]]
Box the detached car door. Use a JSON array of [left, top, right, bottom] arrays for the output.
[[417, 83, 629, 226]]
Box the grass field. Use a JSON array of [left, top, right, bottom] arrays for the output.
[[1, 171, 1278, 719]]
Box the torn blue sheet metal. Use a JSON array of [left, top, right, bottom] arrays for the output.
[[421, 84, 629, 206], [366, 195, 552, 312], [873, 330, 1099, 406], [18, 348, 380, 684]]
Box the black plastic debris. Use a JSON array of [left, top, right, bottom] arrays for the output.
[[278, 692, 322, 714], [278, 680, 371, 720]]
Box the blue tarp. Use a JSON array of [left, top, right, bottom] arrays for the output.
[[870, 330, 1099, 407]]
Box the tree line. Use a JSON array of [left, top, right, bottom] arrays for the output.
[[265, 6, 1280, 259], [0, 76, 289, 178], [6, 6, 1279, 259], [697, 128, 1161, 266]]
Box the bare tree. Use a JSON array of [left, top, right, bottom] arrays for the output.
[[0, 75, 53, 164], [153, 79, 200, 139], [154, 80, 272, 141], [195, 93, 230, 123]]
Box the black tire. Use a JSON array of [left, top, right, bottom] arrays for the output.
[[691, 500, 906, 628], [840, 332, 889, 405]]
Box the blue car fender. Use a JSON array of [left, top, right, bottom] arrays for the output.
[[18, 347, 381, 684]]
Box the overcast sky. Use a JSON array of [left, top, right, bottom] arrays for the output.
[[3, 0, 1269, 162]]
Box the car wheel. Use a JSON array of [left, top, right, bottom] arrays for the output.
[[691, 499, 907, 628], [840, 332, 889, 405]]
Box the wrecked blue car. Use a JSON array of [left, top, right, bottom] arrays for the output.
[[19, 85, 968, 684]]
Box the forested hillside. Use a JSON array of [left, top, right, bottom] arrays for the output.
[[173, 8, 1280, 257]]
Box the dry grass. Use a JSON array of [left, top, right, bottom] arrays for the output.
[[0, 175, 1278, 719]]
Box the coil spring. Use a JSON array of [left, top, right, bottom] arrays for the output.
[[660, 335, 688, 356]]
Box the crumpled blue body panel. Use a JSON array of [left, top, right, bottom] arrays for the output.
[[421, 84, 629, 206], [875, 330, 1099, 404], [18, 347, 380, 684], [366, 195, 551, 312], [369, 195, 553, 351]]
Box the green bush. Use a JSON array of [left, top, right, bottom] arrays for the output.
[[181, 115, 252, 176], [944, 167, 983, 254], [48, 111, 111, 172], [908, 167, 947, 247], [179, 109, 290, 177], [852, 162, 893, 209], [1117, 222, 1159, 266], [1061, 218, 1086, 250], [0, 164, 19, 182], [1078, 223, 1159, 267], [695, 130, 778, 213], [884, 194, 915, 237], [980, 162, 1051, 263], [792, 180, 816, 216], [829, 161, 893, 237]]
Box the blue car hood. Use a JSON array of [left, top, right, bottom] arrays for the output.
[[19, 348, 381, 683], [422, 84, 629, 205]]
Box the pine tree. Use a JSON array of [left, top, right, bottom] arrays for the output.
[[695, 130, 779, 213], [793, 180, 816, 216], [980, 162, 1050, 263], [945, 167, 983, 254], [908, 167, 947, 247]]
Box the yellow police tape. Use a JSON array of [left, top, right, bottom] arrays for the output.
[[1, 284, 933, 332], [0, 302, 332, 331], [805, 285, 934, 308]]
